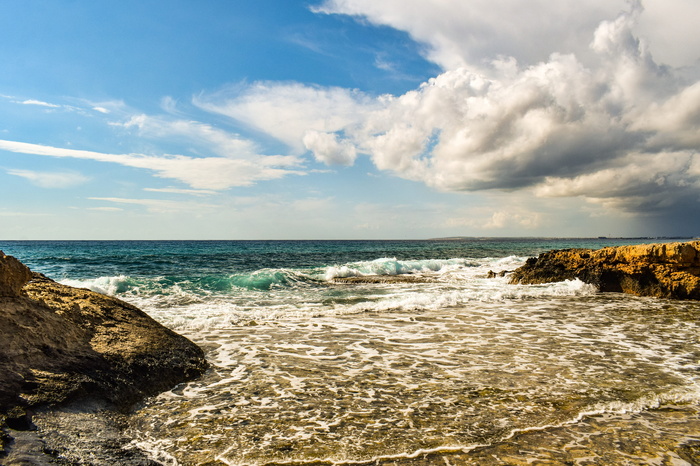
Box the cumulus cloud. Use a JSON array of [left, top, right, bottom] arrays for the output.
[[535, 151, 700, 213], [6, 169, 90, 188], [194, 82, 377, 153], [314, 0, 699, 72], [313, 0, 618, 71], [446, 208, 543, 230], [198, 1, 700, 220], [302, 130, 357, 166]]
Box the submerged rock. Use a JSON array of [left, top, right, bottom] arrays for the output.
[[331, 274, 435, 284], [0, 250, 208, 461], [508, 241, 700, 299]]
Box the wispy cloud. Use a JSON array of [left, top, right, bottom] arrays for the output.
[[144, 187, 216, 196], [0, 137, 304, 190], [87, 206, 124, 212], [0, 210, 53, 217], [116, 113, 268, 161], [17, 99, 61, 108], [89, 197, 218, 214], [6, 168, 90, 188]]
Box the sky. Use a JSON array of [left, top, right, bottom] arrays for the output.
[[1, 0, 699, 240]]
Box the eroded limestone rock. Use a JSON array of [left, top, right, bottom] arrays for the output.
[[0, 251, 32, 297], [0, 253, 208, 439], [508, 241, 700, 299]]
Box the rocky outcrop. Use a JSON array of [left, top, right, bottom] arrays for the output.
[[508, 241, 700, 299], [0, 252, 32, 297], [0, 250, 208, 432]]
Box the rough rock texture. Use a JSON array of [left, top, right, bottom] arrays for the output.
[[0, 251, 32, 297], [0, 250, 208, 437], [509, 241, 700, 299]]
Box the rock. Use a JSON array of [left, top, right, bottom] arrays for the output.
[[331, 274, 435, 284], [509, 240, 700, 299], [0, 253, 208, 444], [0, 251, 32, 297]]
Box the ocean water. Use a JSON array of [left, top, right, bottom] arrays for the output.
[[2, 238, 700, 465]]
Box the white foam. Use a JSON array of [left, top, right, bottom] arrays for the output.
[[324, 258, 473, 280], [60, 275, 131, 296]]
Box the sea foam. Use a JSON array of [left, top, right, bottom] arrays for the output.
[[324, 258, 473, 280]]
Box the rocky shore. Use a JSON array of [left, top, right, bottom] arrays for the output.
[[0, 251, 208, 464], [509, 240, 700, 299]]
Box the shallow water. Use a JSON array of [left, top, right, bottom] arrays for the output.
[[2, 239, 699, 465], [129, 293, 700, 465]]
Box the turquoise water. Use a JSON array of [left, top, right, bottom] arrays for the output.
[[2, 238, 699, 465], [0, 237, 677, 284]]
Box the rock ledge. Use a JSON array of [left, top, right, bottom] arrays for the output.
[[508, 241, 700, 299]]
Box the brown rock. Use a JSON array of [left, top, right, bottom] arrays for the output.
[[0, 251, 32, 297], [0, 258, 208, 430], [509, 240, 700, 299]]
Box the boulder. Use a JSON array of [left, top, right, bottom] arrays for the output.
[[0, 251, 32, 297], [508, 241, 700, 299], [0, 253, 208, 430]]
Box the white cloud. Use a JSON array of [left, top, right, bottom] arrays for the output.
[[0, 138, 304, 190], [194, 82, 377, 153], [313, 0, 699, 72], [17, 99, 60, 108], [483, 210, 542, 230], [160, 96, 178, 114], [635, 0, 700, 68], [313, 0, 619, 71], [143, 187, 216, 196], [117, 114, 269, 161], [205, 2, 699, 219], [89, 197, 217, 214], [0, 210, 52, 217], [6, 169, 90, 188], [87, 206, 124, 212], [85, 99, 126, 115], [302, 130, 357, 166]]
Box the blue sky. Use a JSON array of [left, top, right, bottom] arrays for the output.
[[1, 0, 699, 239]]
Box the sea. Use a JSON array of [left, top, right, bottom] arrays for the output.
[[1, 238, 699, 465]]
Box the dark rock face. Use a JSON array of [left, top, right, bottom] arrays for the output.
[[0, 252, 208, 428], [509, 241, 700, 299]]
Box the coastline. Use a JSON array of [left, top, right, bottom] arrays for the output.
[[1, 239, 699, 464]]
